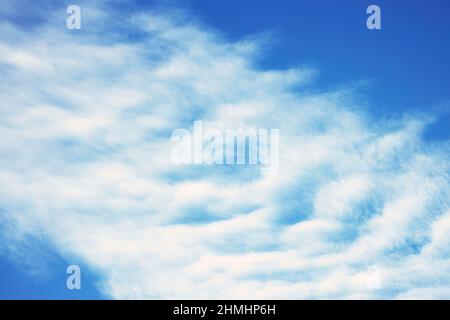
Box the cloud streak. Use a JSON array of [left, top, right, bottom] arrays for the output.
[[0, 2, 449, 299]]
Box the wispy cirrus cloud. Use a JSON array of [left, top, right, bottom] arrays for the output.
[[0, 1, 449, 299]]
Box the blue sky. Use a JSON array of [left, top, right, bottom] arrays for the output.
[[0, 0, 449, 299], [191, 0, 450, 113]]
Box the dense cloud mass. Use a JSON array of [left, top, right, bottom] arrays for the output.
[[0, 2, 449, 298]]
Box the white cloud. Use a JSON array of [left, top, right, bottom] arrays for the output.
[[0, 2, 449, 299]]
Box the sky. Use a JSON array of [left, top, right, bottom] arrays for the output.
[[0, 0, 449, 299]]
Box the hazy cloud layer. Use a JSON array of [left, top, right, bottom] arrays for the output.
[[0, 3, 449, 298]]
